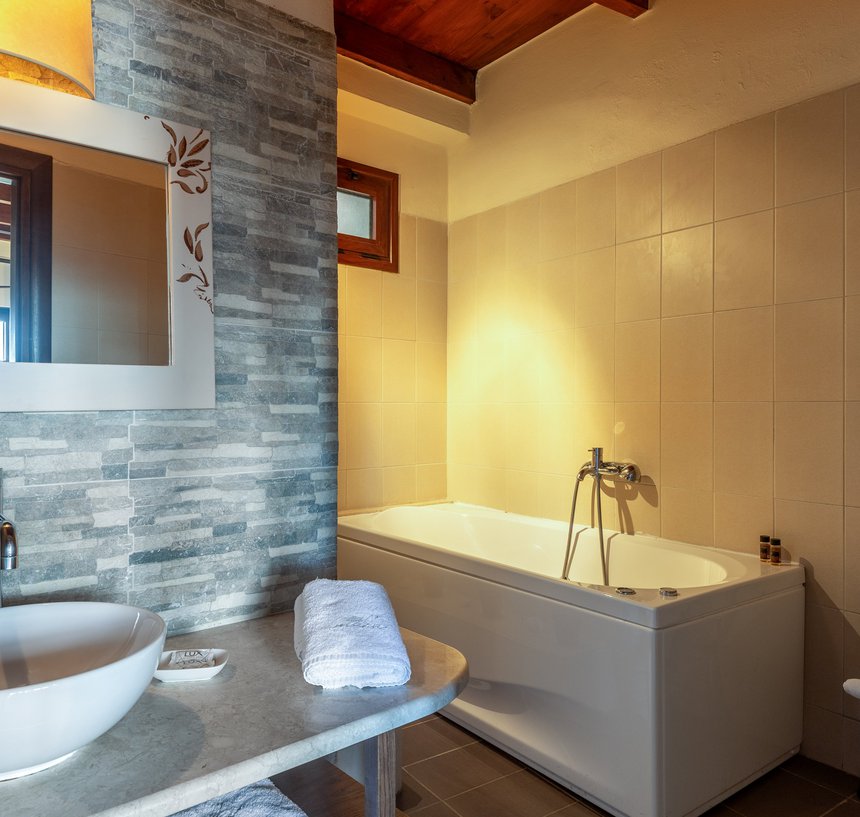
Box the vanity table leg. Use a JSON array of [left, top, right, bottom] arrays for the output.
[[362, 730, 396, 817]]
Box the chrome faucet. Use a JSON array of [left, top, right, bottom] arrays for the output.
[[562, 447, 640, 584], [0, 470, 18, 582], [0, 512, 17, 608], [594, 461, 641, 482], [576, 448, 641, 484], [1, 515, 17, 571]]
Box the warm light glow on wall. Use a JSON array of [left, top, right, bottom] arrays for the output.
[[0, 0, 94, 98]]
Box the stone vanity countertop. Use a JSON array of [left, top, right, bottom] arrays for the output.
[[0, 612, 469, 817]]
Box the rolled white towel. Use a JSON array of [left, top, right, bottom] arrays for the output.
[[293, 578, 411, 689], [170, 780, 307, 816]]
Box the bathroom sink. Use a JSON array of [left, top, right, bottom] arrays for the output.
[[0, 601, 166, 781]]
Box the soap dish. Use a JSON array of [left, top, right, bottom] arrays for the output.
[[154, 649, 228, 682]]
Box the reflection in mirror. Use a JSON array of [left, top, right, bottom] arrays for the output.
[[0, 177, 11, 360], [0, 77, 214, 411], [0, 129, 169, 365]]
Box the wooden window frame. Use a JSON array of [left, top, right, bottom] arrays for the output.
[[337, 158, 399, 273]]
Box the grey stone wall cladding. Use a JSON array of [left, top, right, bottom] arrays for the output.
[[0, 0, 338, 632]]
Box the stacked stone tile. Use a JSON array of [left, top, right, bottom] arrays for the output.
[[0, 0, 338, 632]]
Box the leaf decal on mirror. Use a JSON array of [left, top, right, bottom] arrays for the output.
[[161, 121, 211, 195], [176, 222, 213, 313], [186, 139, 209, 158]]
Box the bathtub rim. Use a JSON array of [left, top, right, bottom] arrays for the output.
[[337, 502, 804, 629]]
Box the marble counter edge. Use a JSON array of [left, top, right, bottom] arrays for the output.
[[89, 622, 468, 817]]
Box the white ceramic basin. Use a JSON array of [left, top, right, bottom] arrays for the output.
[[0, 601, 166, 780]]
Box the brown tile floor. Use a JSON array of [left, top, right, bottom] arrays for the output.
[[397, 715, 860, 817]]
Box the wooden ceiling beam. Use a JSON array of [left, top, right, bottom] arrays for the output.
[[334, 11, 476, 105], [592, 0, 649, 18]]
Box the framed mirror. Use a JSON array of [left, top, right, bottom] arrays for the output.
[[0, 77, 215, 411]]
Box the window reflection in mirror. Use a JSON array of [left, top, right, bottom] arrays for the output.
[[0, 175, 11, 362], [0, 129, 170, 365]]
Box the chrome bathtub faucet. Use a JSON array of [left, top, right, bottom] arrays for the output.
[[561, 447, 640, 584]]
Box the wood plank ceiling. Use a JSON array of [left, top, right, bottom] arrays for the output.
[[334, 0, 649, 104]]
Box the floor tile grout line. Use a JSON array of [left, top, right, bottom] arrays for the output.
[[435, 798, 468, 817], [402, 723, 590, 815], [406, 767, 524, 807], [781, 764, 860, 800], [438, 778, 588, 817], [401, 739, 480, 769], [408, 805, 451, 817], [544, 799, 603, 817], [818, 797, 852, 817], [402, 716, 438, 729], [533, 768, 592, 801], [401, 722, 860, 817], [399, 714, 475, 737], [441, 767, 568, 810]]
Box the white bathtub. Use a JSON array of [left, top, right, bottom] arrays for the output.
[[337, 502, 805, 817]]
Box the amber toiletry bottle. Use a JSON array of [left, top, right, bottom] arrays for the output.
[[769, 537, 782, 565], [759, 535, 771, 562]]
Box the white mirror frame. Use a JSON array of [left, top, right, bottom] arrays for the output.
[[0, 78, 215, 411]]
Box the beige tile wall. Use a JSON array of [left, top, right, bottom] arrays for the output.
[[447, 84, 860, 773], [338, 214, 448, 512]]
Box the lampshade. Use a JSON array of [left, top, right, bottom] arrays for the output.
[[0, 0, 94, 98]]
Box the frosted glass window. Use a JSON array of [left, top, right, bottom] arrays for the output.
[[337, 157, 398, 273], [337, 188, 373, 239]]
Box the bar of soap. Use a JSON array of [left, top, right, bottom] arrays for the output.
[[168, 649, 217, 670]]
